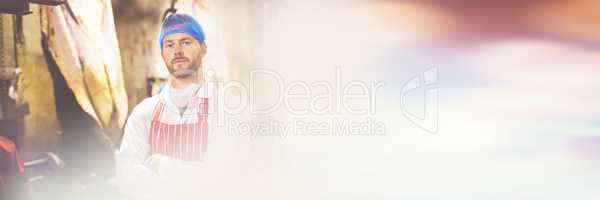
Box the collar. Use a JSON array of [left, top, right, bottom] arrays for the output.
[[159, 82, 213, 115]]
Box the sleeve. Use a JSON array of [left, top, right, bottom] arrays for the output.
[[205, 99, 238, 163], [116, 100, 161, 186], [201, 91, 244, 171], [119, 104, 150, 165]]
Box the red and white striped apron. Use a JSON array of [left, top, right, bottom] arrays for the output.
[[148, 98, 209, 161]]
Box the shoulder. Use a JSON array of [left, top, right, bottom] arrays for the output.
[[129, 95, 162, 118], [194, 81, 220, 101]]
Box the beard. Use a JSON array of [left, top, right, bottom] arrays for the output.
[[167, 57, 201, 78], [171, 68, 197, 78]]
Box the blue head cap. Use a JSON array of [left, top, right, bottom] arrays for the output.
[[158, 13, 205, 50]]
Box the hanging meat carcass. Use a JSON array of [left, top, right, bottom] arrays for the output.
[[40, 0, 127, 137]]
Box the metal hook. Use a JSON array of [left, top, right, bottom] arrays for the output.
[[161, 0, 178, 21]]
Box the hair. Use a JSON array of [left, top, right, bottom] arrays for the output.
[[158, 13, 206, 50]]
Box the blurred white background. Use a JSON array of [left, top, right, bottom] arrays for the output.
[[211, 0, 600, 199]]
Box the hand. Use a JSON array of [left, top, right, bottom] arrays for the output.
[[144, 154, 172, 173]]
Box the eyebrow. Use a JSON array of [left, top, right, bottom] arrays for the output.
[[163, 36, 194, 44], [179, 37, 194, 42]]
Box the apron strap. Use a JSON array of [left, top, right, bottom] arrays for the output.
[[198, 98, 209, 116], [151, 101, 166, 122]]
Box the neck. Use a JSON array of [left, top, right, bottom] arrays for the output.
[[171, 71, 204, 90]]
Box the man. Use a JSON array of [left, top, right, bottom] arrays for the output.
[[118, 13, 221, 179]]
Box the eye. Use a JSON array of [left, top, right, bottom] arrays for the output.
[[182, 40, 192, 46], [164, 43, 174, 49]]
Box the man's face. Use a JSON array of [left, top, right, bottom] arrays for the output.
[[161, 33, 206, 78]]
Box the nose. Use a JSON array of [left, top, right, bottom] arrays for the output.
[[173, 44, 184, 56], [174, 50, 183, 57]]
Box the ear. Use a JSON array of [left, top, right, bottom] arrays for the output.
[[200, 43, 207, 58]]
